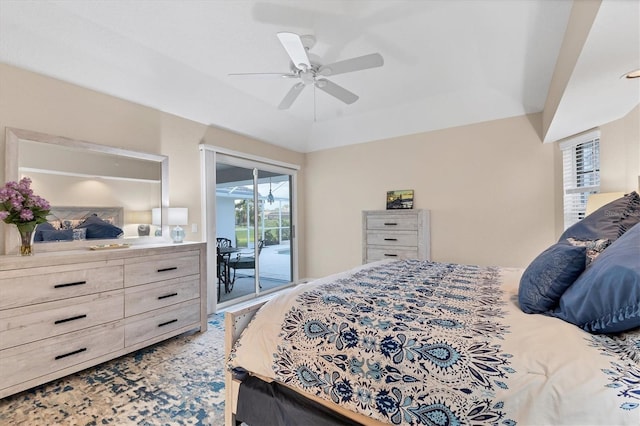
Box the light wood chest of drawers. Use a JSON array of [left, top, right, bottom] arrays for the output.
[[362, 210, 430, 263], [0, 242, 206, 399]]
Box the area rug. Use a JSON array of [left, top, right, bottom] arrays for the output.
[[0, 314, 226, 425]]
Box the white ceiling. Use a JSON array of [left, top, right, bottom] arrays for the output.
[[0, 0, 638, 153]]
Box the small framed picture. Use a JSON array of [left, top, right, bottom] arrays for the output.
[[386, 190, 414, 209]]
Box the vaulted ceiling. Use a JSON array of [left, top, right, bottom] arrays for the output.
[[1, 1, 638, 153]]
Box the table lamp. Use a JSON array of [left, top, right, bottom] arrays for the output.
[[168, 207, 188, 243]]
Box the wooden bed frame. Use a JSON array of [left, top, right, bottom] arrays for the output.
[[224, 297, 272, 426]]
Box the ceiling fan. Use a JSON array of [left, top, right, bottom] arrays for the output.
[[229, 32, 384, 111]]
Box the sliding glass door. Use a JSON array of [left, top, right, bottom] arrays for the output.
[[203, 148, 297, 311], [256, 170, 292, 288]]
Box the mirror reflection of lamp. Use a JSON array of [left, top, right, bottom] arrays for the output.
[[128, 210, 152, 236], [168, 208, 188, 244]]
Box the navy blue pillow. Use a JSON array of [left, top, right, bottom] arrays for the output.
[[34, 222, 55, 242], [41, 229, 74, 241], [553, 223, 640, 334], [518, 243, 587, 314], [76, 215, 123, 239], [558, 191, 640, 243]]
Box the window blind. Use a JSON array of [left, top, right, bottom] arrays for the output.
[[560, 131, 600, 229]]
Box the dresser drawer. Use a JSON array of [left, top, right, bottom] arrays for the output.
[[125, 276, 200, 317], [366, 214, 418, 230], [0, 290, 123, 350], [0, 321, 124, 392], [125, 299, 200, 347], [0, 262, 124, 309], [366, 247, 419, 262], [124, 252, 200, 287], [366, 230, 418, 246]]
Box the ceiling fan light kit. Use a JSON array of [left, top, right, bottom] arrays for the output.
[[230, 32, 384, 113]]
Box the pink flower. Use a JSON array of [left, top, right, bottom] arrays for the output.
[[31, 195, 50, 210], [0, 177, 50, 225], [19, 209, 34, 221]]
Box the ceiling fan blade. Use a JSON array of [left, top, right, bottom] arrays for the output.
[[315, 79, 359, 104], [318, 53, 384, 76], [228, 72, 298, 78], [277, 32, 311, 71], [278, 82, 306, 109]]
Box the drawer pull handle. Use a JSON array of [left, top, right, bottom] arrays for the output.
[[383, 222, 398, 226], [384, 254, 398, 257], [157, 267, 178, 273], [55, 347, 87, 360], [54, 281, 87, 289], [54, 314, 87, 325], [158, 319, 178, 327], [384, 238, 398, 241], [158, 292, 178, 300]]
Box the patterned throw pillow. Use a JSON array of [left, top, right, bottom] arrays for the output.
[[518, 243, 587, 314], [566, 238, 611, 266]]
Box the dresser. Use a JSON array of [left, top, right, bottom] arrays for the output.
[[0, 242, 206, 399], [362, 210, 430, 263]]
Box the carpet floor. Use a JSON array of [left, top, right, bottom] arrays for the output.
[[0, 314, 226, 425]]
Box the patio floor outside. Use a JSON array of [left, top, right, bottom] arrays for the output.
[[218, 242, 291, 303]]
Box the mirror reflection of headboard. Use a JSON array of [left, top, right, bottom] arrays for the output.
[[36, 207, 125, 244], [46, 206, 124, 230], [4, 127, 169, 254]]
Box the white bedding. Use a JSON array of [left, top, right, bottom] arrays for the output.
[[229, 260, 640, 425]]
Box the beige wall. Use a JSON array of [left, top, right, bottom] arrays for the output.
[[304, 106, 640, 279], [304, 113, 558, 277], [0, 63, 305, 271], [599, 104, 640, 193]]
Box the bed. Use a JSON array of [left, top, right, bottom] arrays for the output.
[[225, 192, 640, 425], [34, 206, 124, 242]]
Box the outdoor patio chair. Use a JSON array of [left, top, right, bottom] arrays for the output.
[[216, 237, 233, 297], [228, 239, 265, 285]]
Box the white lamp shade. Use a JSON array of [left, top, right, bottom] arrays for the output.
[[168, 208, 188, 226], [151, 208, 161, 225]]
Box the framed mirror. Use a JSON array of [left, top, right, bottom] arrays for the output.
[[5, 128, 169, 254]]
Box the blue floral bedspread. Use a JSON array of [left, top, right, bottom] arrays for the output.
[[272, 260, 515, 425], [230, 260, 640, 425]]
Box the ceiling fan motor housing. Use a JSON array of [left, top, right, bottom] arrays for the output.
[[299, 34, 316, 50]]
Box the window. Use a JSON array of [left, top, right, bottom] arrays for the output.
[[560, 130, 600, 229]]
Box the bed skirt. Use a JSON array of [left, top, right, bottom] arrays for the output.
[[236, 372, 362, 426]]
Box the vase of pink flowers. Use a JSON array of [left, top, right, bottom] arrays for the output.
[[0, 177, 50, 255]]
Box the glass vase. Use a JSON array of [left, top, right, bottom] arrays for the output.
[[16, 222, 37, 256]]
